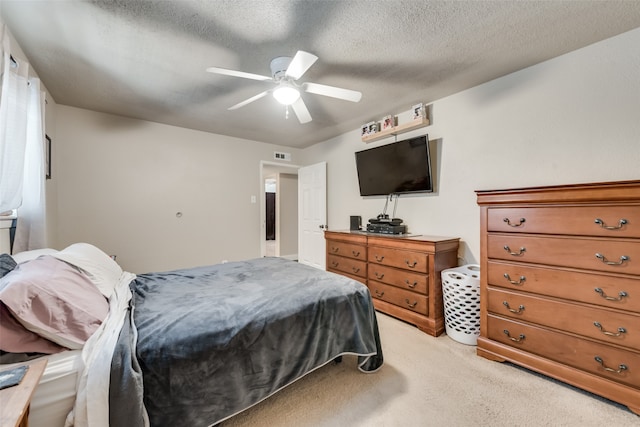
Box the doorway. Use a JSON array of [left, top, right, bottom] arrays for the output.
[[260, 161, 300, 259], [266, 190, 276, 241]]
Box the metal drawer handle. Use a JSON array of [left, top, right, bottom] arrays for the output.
[[502, 301, 525, 314], [352, 267, 360, 273], [374, 290, 384, 298], [331, 261, 339, 268], [593, 322, 627, 337], [375, 255, 385, 262], [595, 253, 629, 266], [503, 273, 526, 285], [503, 246, 526, 256], [594, 218, 628, 230], [594, 288, 628, 301], [331, 246, 340, 253], [503, 217, 526, 227], [405, 260, 418, 268], [374, 272, 384, 279], [352, 250, 360, 257], [405, 299, 418, 308], [594, 356, 628, 374], [503, 329, 525, 342], [405, 279, 418, 288]]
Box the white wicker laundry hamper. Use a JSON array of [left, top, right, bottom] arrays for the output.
[[441, 264, 481, 345]]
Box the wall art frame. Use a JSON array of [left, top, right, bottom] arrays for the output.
[[45, 134, 51, 179]]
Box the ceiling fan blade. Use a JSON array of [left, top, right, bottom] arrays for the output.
[[303, 82, 362, 102], [285, 51, 318, 80], [206, 66, 272, 81], [291, 98, 312, 124], [228, 90, 270, 110]]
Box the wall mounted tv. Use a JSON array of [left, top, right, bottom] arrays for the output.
[[355, 135, 433, 196]]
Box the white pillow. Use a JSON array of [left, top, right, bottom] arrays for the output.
[[12, 248, 58, 263], [51, 243, 123, 298]]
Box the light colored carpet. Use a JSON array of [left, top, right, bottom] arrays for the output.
[[223, 312, 638, 426]]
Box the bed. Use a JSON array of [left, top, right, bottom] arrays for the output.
[[0, 244, 384, 427]]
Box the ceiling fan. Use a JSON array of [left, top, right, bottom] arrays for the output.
[[206, 51, 362, 124]]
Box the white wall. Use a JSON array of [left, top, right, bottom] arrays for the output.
[[55, 106, 302, 273], [301, 27, 640, 265]]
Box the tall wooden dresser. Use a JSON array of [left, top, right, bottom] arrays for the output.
[[325, 230, 459, 336], [476, 180, 640, 415]]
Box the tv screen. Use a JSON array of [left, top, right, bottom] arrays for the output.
[[355, 135, 433, 196]]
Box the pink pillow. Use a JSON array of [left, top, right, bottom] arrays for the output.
[[0, 256, 109, 350], [11, 248, 58, 264], [0, 303, 66, 354]]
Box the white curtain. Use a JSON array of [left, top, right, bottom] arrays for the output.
[[0, 23, 47, 251], [13, 77, 47, 252], [0, 24, 29, 213]]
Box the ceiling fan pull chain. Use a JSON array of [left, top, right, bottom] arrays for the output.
[[285, 105, 290, 119]]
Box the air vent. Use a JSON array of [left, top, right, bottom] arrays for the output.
[[274, 152, 291, 161]]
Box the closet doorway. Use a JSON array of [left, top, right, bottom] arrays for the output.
[[260, 162, 299, 260]]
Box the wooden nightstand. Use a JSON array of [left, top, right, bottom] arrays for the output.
[[0, 359, 47, 427]]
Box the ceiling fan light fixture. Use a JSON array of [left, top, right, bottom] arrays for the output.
[[207, 50, 358, 124], [273, 84, 300, 105]]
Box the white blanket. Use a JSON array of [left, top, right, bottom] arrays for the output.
[[64, 270, 137, 427]]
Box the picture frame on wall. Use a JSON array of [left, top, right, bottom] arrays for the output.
[[362, 121, 379, 137], [367, 121, 379, 135], [45, 134, 51, 179], [382, 115, 396, 130], [412, 103, 424, 120]]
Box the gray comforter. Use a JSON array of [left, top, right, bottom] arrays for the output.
[[110, 257, 383, 427]]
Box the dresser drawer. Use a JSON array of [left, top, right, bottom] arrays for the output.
[[487, 315, 640, 389], [368, 280, 428, 315], [488, 260, 640, 312], [488, 206, 640, 238], [327, 255, 366, 278], [488, 287, 640, 349], [326, 240, 367, 261], [367, 263, 428, 294], [368, 246, 428, 273], [488, 234, 640, 275], [328, 269, 366, 285]]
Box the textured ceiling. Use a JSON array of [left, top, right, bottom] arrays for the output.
[[2, 1, 640, 148]]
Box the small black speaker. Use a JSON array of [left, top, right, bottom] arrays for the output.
[[350, 215, 362, 230]]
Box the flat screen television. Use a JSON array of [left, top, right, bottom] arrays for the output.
[[355, 135, 433, 196]]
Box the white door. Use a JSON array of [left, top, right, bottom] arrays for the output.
[[298, 162, 327, 269]]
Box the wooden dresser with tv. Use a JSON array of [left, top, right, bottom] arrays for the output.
[[476, 180, 640, 415], [325, 230, 459, 336]]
